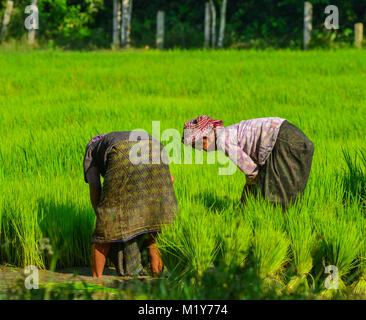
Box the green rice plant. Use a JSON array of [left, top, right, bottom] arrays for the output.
[[314, 205, 362, 297], [0, 196, 45, 268], [351, 210, 366, 296], [244, 195, 286, 230], [155, 222, 189, 279], [342, 148, 366, 205], [157, 205, 219, 280], [252, 211, 290, 292], [213, 210, 253, 271], [285, 206, 317, 292], [0, 176, 94, 269]]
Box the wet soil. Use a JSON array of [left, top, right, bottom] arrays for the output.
[[0, 264, 153, 299]]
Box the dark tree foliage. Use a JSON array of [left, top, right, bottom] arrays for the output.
[[0, 0, 365, 49]]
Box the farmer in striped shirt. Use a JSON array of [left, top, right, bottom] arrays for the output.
[[182, 116, 314, 208]]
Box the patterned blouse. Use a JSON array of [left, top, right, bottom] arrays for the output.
[[216, 117, 286, 182]]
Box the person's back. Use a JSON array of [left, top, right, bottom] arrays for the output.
[[221, 117, 286, 167], [83, 132, 177, 277]]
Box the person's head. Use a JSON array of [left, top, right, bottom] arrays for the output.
[[182, 115, 224, 152], [193, 130, 217, 152]]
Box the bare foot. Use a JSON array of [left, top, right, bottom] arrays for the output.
[[148, 244, 164, 275]]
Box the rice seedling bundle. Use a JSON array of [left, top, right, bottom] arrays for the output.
[[342, 148, 366, 204], [285, 206, 317, 293], [157, 206, 218, 279], [214, 210, 252, 271], [315, 206, 362, 297], [352, 210, 366, 296], [251, 206, 290, 291]]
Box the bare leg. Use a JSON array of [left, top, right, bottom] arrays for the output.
[[147, 233, 164, 275], [91, 243, 110, 278]]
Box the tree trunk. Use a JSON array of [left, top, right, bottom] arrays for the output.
[[112, 0, 120, 48], [28, 0, 38, 46], [121, 0, 130, 48], [156, 10, 165, 50], [217, 0, 227, 48], [126, 0, 133, 47], [209, 0, 216, 48], [303, 2, 312, 50], [1, 1, 14, 42], [117, 0, 121, 36], [204, 2, 211, 48]]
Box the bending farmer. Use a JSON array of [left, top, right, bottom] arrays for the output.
[[83, 132, 177, 277], [182, 116, 314, 209]]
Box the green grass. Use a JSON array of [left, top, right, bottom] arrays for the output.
[[0, 48, 365, 298]]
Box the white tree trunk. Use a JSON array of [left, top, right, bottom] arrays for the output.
[[112, 0, 120, 47], [121, 0, 129, 48], [28, 0, 38, 45], [126, 0, 133, 47], [0, 1, 13, 41], [204, 2, 211, 48], [156, 10, 165, 50], [303, 2, 312, 50], [217, 0, 227, 48], [117, 0, 121, 36], [209, 0, 216, 48]]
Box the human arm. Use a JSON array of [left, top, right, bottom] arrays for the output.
[[89, 185, 101, 214], [86, 166, 101, 214], [224, 140, 259, 184], [217, 125, 259, 183]]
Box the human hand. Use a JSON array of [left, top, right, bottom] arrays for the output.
[[171, 173, 174, 183], [246, 175, 258, 186]]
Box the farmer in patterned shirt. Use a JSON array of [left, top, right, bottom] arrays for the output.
[[182, 116, 314, 209], [84, 132, 177, 278]]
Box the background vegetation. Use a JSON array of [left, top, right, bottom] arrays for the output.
[[0, 0, 366, 49]]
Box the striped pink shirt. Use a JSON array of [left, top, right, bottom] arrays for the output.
[[216, 117, 286, 181]]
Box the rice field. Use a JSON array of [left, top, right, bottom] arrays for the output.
[[0, 49, 365, 299]]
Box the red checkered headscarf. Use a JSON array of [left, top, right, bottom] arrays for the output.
[[182, 115, 224, 146]]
